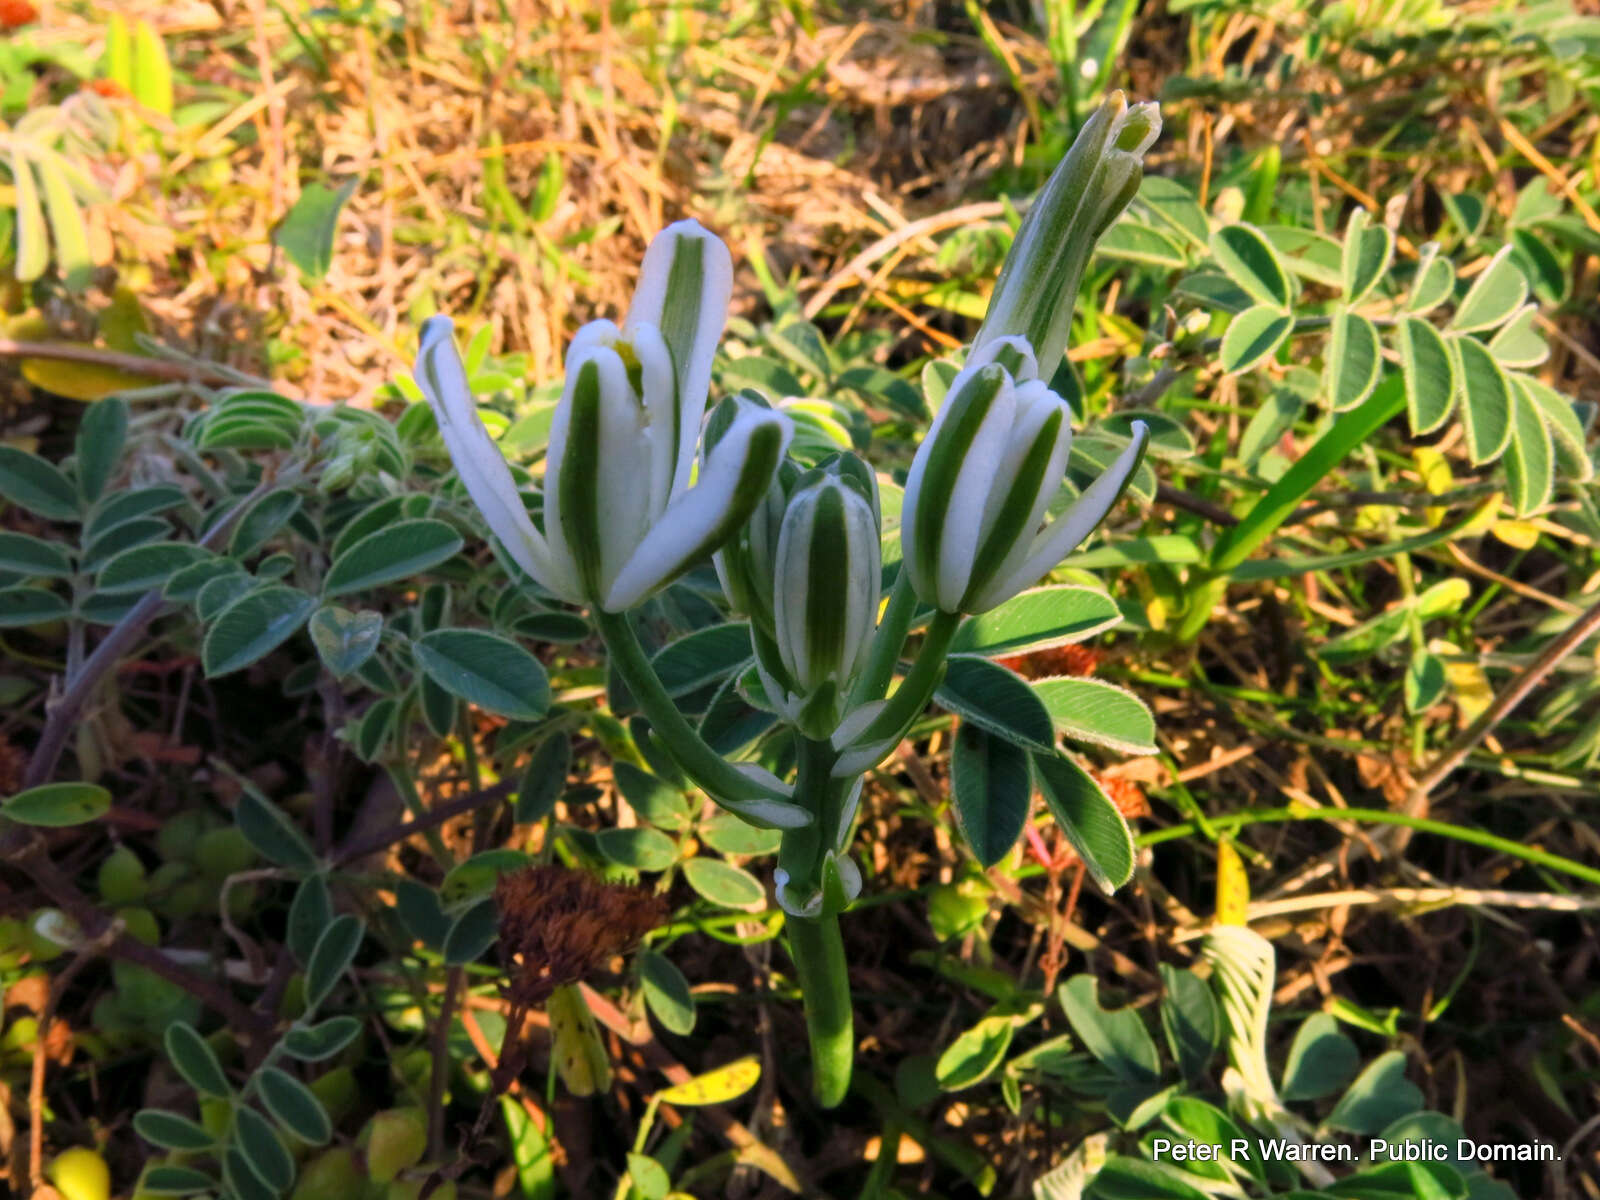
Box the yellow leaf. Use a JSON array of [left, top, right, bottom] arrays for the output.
[[546, 984, 611, 1098], [1491, 520, 1540, 550], [1456, 495, 1502, 538], [658, 1055, 760, 1107], [1429, 639, 1493, 727], [1214, 838, 1249, 926], [20, 355, 161, 402], [1413, 446, 1451, 527]]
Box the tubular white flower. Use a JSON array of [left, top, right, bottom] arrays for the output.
[[415, 316, 578, 603], [974, 92, 1161, 385], [419, 222, 787, 614], [901, 340, 1149, 615], [769, 454, 882, 736]]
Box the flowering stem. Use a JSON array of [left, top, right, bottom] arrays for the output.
[[785, 911, 852, 1108], [848, 609, 963, 756], [592, 606, 795, 810], [850, 569, 920, 708]]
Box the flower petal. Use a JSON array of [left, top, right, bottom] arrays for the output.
[[970, 420, 1149, 612], [416, 317, 576, 601], [626, 220, 733, 501], [602, 404, 792, 611]]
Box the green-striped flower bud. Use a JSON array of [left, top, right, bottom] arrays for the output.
[[768, 454, 881, 737], [711, 395, 803, 641], [974, 92, 1161, 385], [901, 338, 1148, 615], [417, 221, 793, 612]]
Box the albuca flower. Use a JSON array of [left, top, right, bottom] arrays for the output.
[[901, 337, 1148, 615], [974, 92, 1161, 384], [417, 220, 792, 612], [759, 453, 882, 738]]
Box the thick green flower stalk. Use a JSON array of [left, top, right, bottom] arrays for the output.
[[416, 92, 1162, 1111]]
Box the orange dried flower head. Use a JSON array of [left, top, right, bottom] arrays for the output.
[[996, 643, 1104, 680], [1094, 774, 1150, 820], [0, 0, 37, 30], [493, 865, 668, 1009]]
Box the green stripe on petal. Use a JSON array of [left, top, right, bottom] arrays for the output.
[[962, 406, 1065, 610], [603, 410, 791, 611], [902, 364, 1011, 610]]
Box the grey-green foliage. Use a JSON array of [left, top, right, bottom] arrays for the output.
[[945, 926, 1524, 1200], [1104, 174, 1596, 517]]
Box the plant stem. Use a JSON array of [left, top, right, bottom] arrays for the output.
[[845, 609, 962, 758], [850, 570, 919, 708], [592, 607, 796, 810], [784, 911, 853, 1108]]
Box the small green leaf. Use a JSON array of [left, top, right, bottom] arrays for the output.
[[9, 146, 47, 284], [1325, 1050, 1423, 1134], [1487, 304, 1547, 368], [203, 586, 316, 677], [1324, 309, 1382, 411], [614, 761, 691, 831], [282, 1016, 362, 1062], [1032, 752, 1134, 891], [234, 1105, 295, 1192], [627, 1154, 671, 1200], [305, 915, 364, 1010], [0, 445, 79, 521], [413, 628, 550, 720], [134, 1109, 215, 1152], [235, 785, 317, 871], [650, 622, 753, 697], [98, 542, 210, 593], [258, 1066, 332, 1145], [949, 585, 1120, 657], [638, 949, 696, 1035], [76, 396, 128, 503], [1158, 964, 1221, 1083], [1280, 1012, 1360, 1102], [1404, 648, 1448, 714], [1, 781, 110, 827], [699, 814, 782, 857], [324, 518, 462, 597], [1454, 336, 1514, 465], [1403, 242, 1455, 314], [286, 875, 331, 963], [230, 489, 303, 558], [1210, 223, 1292, 307], [443, 896, 499, 965], [131, 18, 175, 116], [276, 178, 358, 281], [165, 1022, 231, 1098], [1219, 304, 1292, 375], [307, 605, 383, 678], [139, 1165, 218, 1195], [935, 1014, 1015, 1090], [38, 154, 92, 291], [1030, 676, 1157, 754], [936, 656, 1057, 754], [1398, 317, 1457, 435], [595, 827, 678, 872], [1057, 975, 1159, 1083], [440, 849, 533, 905], [1515, 374, 1593, 481], [1340, 207, 1394, 303], [0, 532, 72, 577], [950, 721, 1032, 868], [517, 733, 570, 824], [682, 857, 765, 910], [1450, 245, 1528, 333], [0, 586, 69, 628], [1503, 382, 1554, 516]]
